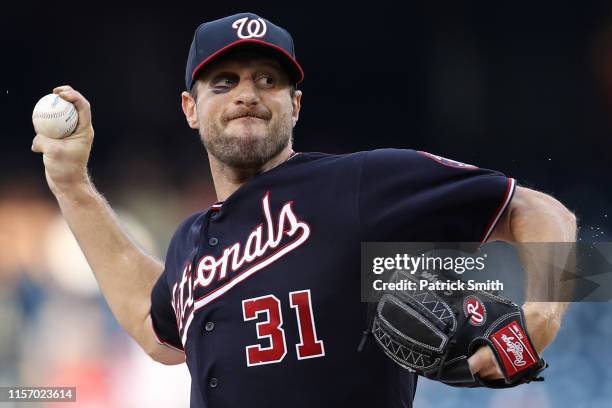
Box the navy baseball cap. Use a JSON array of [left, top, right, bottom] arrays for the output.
[[185, 12, 304, 90]]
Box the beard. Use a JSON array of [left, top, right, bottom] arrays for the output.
[[200, 109, 293, 170]]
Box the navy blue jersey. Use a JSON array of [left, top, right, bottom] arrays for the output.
[[150, 149, 515, 408]]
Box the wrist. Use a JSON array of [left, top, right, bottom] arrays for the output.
[[522, 302, 566, 352], [53, 177, 97, 206], [523, 301, 567, 321]]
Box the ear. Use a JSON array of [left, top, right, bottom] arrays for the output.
[[181, 90, 199, 129], [291, 90, 303, 128]]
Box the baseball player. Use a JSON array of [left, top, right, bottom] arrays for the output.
[[31, 12, 576, 408]]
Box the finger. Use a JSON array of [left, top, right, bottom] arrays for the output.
[[479, 363, 504, 379], [32, 133, 63, 155], [479, 371, 504, 380], [467, 348, 486, 374], [56, 89, 92, 129], [468, 346, 504, 380], [53, 85, 74, 94], [491, 361, 503, 377]]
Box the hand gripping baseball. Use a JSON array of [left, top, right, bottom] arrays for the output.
[[31, 86, 94, 196]]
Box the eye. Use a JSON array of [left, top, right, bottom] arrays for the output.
[[256, 75, 275, 88], [212, 75, 238, 90]]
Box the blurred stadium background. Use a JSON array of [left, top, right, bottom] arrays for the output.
[[2, 1, 612, 407]]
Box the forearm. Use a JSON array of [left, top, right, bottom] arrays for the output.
[[508, 188, 577, 243], [506, 188, 577, 349], [55, 179, 163, 338], [510, 188, 576, 300]]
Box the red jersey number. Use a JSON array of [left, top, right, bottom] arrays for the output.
[[242, 295, 287, 366], [290, 290, 325, 359], [242, 290, 325, 366]]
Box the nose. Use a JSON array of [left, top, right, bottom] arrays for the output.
[[233, 79, 260, 106]]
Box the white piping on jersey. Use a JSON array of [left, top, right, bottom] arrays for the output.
[[481, 178, 516, 244], [172, 192, 311, 347]]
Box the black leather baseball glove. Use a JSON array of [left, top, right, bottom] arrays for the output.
[[371, 270, 547, 388]]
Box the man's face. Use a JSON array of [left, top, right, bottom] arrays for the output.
[[182, 54, 302, 169]]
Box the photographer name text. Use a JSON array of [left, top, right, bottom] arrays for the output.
[[372, 278, 503, 292]]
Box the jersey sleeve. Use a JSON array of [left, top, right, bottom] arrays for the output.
[[358, 149, 515, 242], [150, 271, 184, 352]]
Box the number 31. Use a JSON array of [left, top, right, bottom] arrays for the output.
[[242, 289, 325, 366]]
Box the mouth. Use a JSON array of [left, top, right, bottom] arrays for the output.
[[227, 113, 270, 123], [232, 116, 264, 121]]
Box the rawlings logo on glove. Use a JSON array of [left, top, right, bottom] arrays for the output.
[[491, 322, 538, 376]]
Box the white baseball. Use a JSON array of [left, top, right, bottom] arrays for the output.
[[32, 94, 79, 139]]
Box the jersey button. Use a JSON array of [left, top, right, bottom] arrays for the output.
[[210, 211, 219, 219], [208, 237, 219, 246], [209, 377, 218, 388], [205, 322, 215, 332]]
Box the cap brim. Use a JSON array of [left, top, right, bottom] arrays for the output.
[[190, 39, 304, 89]]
